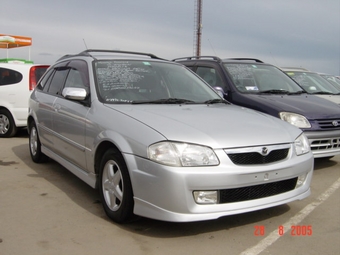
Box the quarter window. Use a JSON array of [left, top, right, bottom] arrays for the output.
[[64, 60, 89, 90], [0, 68, 23, 85], [64, 69, 86, 89]]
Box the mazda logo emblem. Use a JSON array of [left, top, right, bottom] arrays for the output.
[[262, 147, 268, 155], [332, 121, 339, 127]]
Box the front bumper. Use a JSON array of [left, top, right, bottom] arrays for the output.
[[123, 147, 314, 222], [304, 130, 340, 158]]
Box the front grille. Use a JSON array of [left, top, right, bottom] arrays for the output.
[[219, 177, 298, 203], [227, 148, 289, 165], [315, 119, 340, 130], [310, 137, 340, 151]]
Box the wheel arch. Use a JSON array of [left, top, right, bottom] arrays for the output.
[[0, 106, 13, 119], [0, 106, 18, 137], [0, 102, 21, 126], [94, 141, 122, 188], [27, 115, 35, 134]]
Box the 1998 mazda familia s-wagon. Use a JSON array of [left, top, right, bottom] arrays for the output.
[[28, 50, 313, 223]]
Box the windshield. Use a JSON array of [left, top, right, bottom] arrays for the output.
[[94, 60, 222, 104], [320, 74, 340, 91], [286, 72, 340, 94], [223, 63, 304, 94]]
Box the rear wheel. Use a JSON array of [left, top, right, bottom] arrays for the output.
[[0, 109, 17, 138], [99, 148, 134, 223], [29, 121, 48, 163]]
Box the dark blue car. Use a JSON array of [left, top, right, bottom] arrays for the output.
[[174, 57, 340, 159]]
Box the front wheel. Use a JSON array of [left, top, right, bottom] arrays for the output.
[[0, 109, 17, 138], [99, 148, 134, 223]]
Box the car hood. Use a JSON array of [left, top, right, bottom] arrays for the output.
[[107, 104, 301, 149], [238, 94, 340, 119]]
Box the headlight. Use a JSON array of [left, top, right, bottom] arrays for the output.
[[148, 142, 219, 167], [279, 112, 311, 128], [294, 133, 310, 156]]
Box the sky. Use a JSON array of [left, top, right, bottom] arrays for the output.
[[1, 0, 339, 75]]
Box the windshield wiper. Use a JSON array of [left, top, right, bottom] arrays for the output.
[[287, 90, 306, 95], [309, 91, 338, 95], [132, 98, 196, 104], [259, 89, 290, 94], [204, 98, 229, 104]]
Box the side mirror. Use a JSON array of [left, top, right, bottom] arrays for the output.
[[62, 87, 87, 101], [213, 86, 227, 98]]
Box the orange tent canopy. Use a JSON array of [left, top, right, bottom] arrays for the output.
[[0, 34, 32, 49]]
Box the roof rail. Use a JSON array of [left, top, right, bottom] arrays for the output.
[[226, 58, 264, 63], [57, 49, 163, 61], [173, 56, 222, 62], [57, 54, 77, 61], [281, 67, 310, 71]]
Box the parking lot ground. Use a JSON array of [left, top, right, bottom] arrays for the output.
[[1, 133, 339, 255]]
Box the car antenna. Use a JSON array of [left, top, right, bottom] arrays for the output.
[[208, 39, 217, 56], [83, 39, 88, 50]]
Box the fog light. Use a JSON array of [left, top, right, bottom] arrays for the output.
[[193, 191, 218, 204], [296, 173, 307, 188]]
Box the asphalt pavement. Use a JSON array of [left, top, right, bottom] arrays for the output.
[[1, 131, 339, 255]]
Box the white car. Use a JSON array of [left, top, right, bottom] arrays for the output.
[[0, 62, 49, 137], [282, 67, 340, 105], [319, 73, 340, 91]]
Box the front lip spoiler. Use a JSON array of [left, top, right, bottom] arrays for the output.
[[133, 188, 311, 223]]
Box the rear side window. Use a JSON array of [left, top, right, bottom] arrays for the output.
[[0, 68, 23, 85]]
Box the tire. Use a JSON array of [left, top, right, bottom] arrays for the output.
[[99, 148, 134, 223], [319, 156, 334, 160], [29, 121, 48, 163], [0, 109, 17, 138]]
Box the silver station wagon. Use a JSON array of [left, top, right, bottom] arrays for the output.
[[28, 50, 313, 223]]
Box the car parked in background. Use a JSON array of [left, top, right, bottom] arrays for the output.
[[27, 50, 313, 223], [319, 73, 340, 91], [0, 61, 49, 137], [281, 67, 340, 105], [173, 57, 340, 159]]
